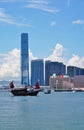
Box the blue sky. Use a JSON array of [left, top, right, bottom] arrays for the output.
[[0, 0, 84, 81]]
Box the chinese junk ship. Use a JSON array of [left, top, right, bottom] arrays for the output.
[[10, 81, 40, 96]]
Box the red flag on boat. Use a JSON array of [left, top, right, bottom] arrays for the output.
[[9, 81, 14, 89], [35, 81, 40, 89]]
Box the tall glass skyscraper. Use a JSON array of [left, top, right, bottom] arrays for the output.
[[31, 59, 44, 86], [21, 33, 29, 85]]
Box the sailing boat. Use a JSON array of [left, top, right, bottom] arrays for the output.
[[10, 81, 40, 96]]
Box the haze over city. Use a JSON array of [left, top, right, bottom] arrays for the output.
[[0, 0, 84, 80]]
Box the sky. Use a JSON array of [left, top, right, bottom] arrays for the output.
[[0, 0, 84, 81]]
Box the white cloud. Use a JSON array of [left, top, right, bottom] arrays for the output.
[[29, 49, 37, 60], [50, 21, 56, 27], [0, 48, 20, 81], [0, 0, 20, 2], [72, 19, 84, 25], [0, 8, 32, 27], [45, 43, 84, 69], [45, 43, 66, 63], [67, 54, 84, 68], [28, 0, 48, 4], [0, 48, 36, 81], [26, 0, 60, 14]]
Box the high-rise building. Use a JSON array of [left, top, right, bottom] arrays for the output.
[[31, 59, 44, 86], [67, 66, 84, 77], [67, 66, 80, 77], [45, 61, 66, 86], [80, 68, 84, 75], [21, 33, 29, 85]]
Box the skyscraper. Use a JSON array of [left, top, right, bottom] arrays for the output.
[[45, 61, 66, 85], [21, 33, 29, 85], [67, 66, 82, 77], [31, 59, 44, 86]]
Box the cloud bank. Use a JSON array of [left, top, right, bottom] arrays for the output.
[[0, 43, 84, 81], [45, 43, 66, 63], [0, 48, 20, 81]]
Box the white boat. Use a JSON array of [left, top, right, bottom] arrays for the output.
[[44, 89, 51, 94]]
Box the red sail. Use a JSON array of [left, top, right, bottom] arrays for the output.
[[9, 81, 14, 89], [35, 81, 40, 89]]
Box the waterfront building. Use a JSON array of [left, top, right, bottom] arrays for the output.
[[73, 75, 84, 88], [31, 59, 44, 86], [45, 61, 66, 86], [49, 74, 74, 90], [80, 68, 84, 75], [67, 66, 82, 77], [21, 33, 29, 85]]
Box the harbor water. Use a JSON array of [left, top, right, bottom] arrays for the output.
[[0, 91, 84, 130]]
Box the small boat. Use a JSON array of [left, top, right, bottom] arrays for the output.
[[9, 81, 40, 96], [44, 89, 51, 94]]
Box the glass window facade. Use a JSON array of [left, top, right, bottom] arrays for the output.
[[45, 61, 66, 85], [21, 33, 29, 85], [31, 59, 44, 86], [67, 66, 84, 77]]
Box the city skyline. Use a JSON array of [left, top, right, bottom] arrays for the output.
[[0, 0, 84, 80]]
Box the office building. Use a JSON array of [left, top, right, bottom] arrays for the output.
[[49, 74, 74, 89], [31, 59, 44, 86], [21, 33, 29, 85], [45, 61, 66, 86], [73, 75, 84, 88], [67, 66, 81, 77], [80, 68, 84, 75]]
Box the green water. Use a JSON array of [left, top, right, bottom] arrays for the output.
[[0, 91, 84, 130]]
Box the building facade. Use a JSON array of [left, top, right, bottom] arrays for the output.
[[21, 33, 29, 85], [31, 59, 44, 86], [67, 66, 84, 77], [73, 75, 84, 88], [49, 74, 74, 90], [45, 61, 66, 86]]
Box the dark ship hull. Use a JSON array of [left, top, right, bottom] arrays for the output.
[[11, 88, 40, 96]]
